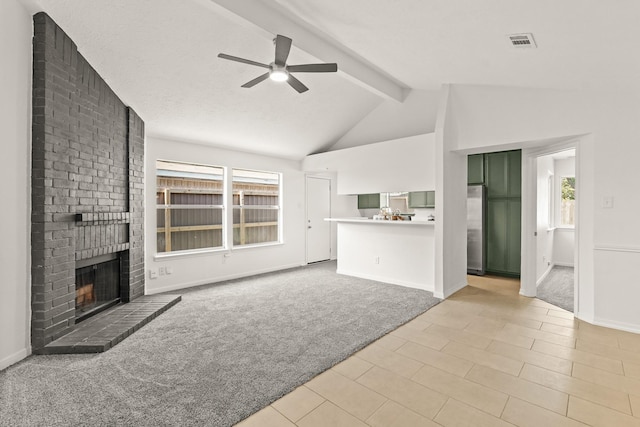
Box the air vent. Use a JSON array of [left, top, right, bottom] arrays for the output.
[[508, 33, 537, 48]]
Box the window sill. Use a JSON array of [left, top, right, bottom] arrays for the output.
[[555, 226, 575, 231], [231, 241, 283, 251], [154, 247, 227, 261], [153, 241, 284, 261]]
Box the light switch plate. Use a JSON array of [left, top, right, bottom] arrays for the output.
[[602, 196, 614, 209]]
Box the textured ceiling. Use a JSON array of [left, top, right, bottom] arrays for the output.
[[18, 0, 640, 159]]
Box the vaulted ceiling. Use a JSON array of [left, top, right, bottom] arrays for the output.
[[18, 0, 640, 159]]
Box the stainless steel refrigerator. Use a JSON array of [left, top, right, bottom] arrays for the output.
[[467, 184, 485, 275]]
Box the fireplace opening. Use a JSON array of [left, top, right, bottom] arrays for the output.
[[75, 253, 122, 322]]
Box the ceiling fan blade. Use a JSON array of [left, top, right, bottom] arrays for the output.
[[241, 73, 270, 88], [287, 74, 309, 93], [274, 35, 292, 66], [287, 63, 338, 73], [218, 53, 269, 69]]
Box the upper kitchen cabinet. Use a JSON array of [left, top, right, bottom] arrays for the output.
[[357, 193, 380, 209], [467, 154, 484, 185], [486, 150, 521, 198], [408, 191, 435, 208]]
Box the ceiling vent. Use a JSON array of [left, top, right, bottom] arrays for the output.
[[508, 33, 537, 48]]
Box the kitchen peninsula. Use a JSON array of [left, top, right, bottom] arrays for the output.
[[326, 218, 435, 292]]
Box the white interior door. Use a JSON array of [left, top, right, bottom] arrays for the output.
[[306, 176, 331, 263]]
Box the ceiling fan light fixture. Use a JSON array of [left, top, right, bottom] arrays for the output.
[[269, 69, 289, 82]]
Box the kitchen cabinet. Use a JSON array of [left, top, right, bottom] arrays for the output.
[[485, 150, 521, 276], [408, 191, 435, 208], [357, 193, 380, 209]]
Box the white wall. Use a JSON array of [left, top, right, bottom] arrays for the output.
[[303, 133, 436, 194], [0, 0, 32, 371], [331, 89, 440, 150], [536, 154, 554, 283], [145, 137, 307, 294]]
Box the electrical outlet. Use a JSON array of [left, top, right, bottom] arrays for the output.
[[375, 256, 380, 264], [159, 266, 166, 276], [166, 266, 173, 275], [148, 269, 158, 279]]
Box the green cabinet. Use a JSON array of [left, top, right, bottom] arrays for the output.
[[408, 191, 435, 208], [486, 151, 521, 198], [486, 199, 521, 275], [485, 150, 522, 277], [357, 193, 380, 209], [468, 154, 484, 185]]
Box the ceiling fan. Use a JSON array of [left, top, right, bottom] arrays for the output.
[[218, 34, 338, 93]]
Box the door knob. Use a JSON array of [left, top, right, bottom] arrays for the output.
[[308, 225, 312, 229]]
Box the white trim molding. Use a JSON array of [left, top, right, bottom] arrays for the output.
[[594, 245, 640, 254], [1, 348, 29, 372]]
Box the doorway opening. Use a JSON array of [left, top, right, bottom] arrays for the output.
[[521, 141, 579, 314], [306, 176, 332, 264]]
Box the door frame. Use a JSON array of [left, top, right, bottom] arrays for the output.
[[305, 175, 332, 264], [521, 139, 579, 313]]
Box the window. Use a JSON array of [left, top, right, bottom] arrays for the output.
[[156, 160, 225, 253], [232, 169, 281, 246], [560, 176, 575, 226]]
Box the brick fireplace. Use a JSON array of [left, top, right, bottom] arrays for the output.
[[31, 13, 145, 352]]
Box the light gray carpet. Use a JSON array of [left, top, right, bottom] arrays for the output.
[[537, 266, 574, 312], [0, 261, 440, 427]]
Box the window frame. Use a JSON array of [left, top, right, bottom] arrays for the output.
[[155, 160, 227, 257], [231, 168, 283, 248]]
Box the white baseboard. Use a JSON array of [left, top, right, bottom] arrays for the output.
[[336, 269, 434, 293], [536, 263, 555, 287], [593, 317, 640, 335], [145, 262, 306, 295], [0, 347, 29, 372], [553, 262, 574, 268], [434, 280, 468, 299]]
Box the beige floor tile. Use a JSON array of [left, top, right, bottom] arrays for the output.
[[373, 333, 407, 351], [366, 400, 441, 427], [412, 364, 508, 417], [418, 310, 474, 330], [390, 323, 450, 351], [477, 309, 543, 330], [572, 362, 640, 396], [547, 308, 575, 320], [434, 398, 514, 427], [568, 396, 640, 427], [356, 366, 447, 419], [487, 340, 573, 375], [501, 397, 588, 427], [356, 343, 424, 378], [532, 339, 624, 374], [305, 369, 386, 421], [541, 322, 577, 337], [576, 328, 620, 347], [464, 319, 534, 349], [401, 317, 433, 331], [396, 341, 473, 377], [271, 386, 324, 423], [631, 394, 640, 418], [504, 322, 576, 348], [424, 323, 492, 350], [520, 364, 632, 414], [465, 364, 568, 414], [297, 401, 369, 427], [331, 356, 373, 380], [442, 340, 523, 376], [236, 406, 296, 427], [625, 362, 640, 380], [504, 323, 576, 348], [576, 339, 640, 365], [619, 334, 640, 353]]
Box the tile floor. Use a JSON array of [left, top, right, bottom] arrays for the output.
[[237, 275, 640, 427]]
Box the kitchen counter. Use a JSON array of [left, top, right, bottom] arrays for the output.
[[325, 217, 434, 226], [327, 217, 435, 292]]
